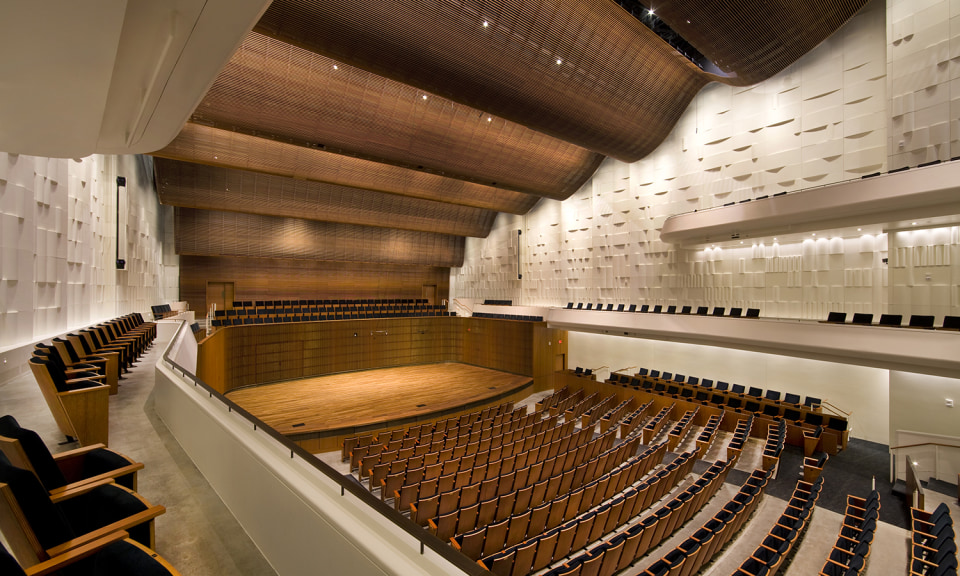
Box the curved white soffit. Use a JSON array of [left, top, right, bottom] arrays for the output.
[[0, 0, 271, 158], [660, 162, 960, 245]]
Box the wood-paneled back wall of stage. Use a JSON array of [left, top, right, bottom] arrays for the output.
[[179, 255, 451, 314], [197, 317, 567, 395]]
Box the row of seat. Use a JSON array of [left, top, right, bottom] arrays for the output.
[[694, 414, 723, 456], [641, 404, 674, 445], [911, 503, 956, 576], [760, 419, 786, 472], [819, 489, 879, 575], [564, 392, 608, 423], [606, 371, 849, 450], [371, 414, 559, 498], [473, 312, 544, 322], [150, 303, 179, 319], [536, 458, 737, 576], [565, 302, 761, 318], [666, 407, 698, 452], [638, 466, 770, 576], [355, 409, 539, 479], [725, 415, 754, 460], [611, 367, 822, 412], [397, 423, 590, 514], [471, 443, 670, 574], [544, 388, 588, 417], [415, 429, 621, 533], [0, 415, 179, 575], [618, 401, 655, 440], [580, 396, 621, 430], [28, 314, 157, 447], [825, 311, 960, 330], [211, 309, 456, 326], [342, 401, 516, 461], [232, 298, 430, 308], [731, 476, 822, 576], [434, 436, 651, 548]]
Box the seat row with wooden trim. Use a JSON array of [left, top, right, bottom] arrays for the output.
[[607, 371, 849, 453], [824, 312, 960, 330], [530, 457, 739, 576], [731, 476, 822, 576], [28, 314, 156, 447], [473, 312, 544, 322], [469, 443, 677, 574], [418, 429, 621, 534], [819, 488, 879, 576], [565, 303, 761, 318], [434, 436, 655, 549], [342, 401, 516, 461], [0, 416, 180, 575], [398, 422, 590, 514], [910, 503, 956, 576], [211, 308, 455, 326], [233, 298, 430, 308]]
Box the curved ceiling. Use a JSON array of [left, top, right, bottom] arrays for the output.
[[153, 0, 868, 270]]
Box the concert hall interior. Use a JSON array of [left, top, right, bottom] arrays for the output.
[[1, 1, 959, 576]]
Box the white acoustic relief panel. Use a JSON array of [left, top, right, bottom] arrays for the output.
[[453, 1, 904, 318], [887, 0, 960, 166], [0, 152, 172, 350], [888, 226, 960, 318]]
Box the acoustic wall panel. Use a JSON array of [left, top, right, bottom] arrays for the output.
[[452, 0, 909, 319]]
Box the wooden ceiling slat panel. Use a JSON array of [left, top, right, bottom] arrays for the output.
[[152, 123, 541, 215], [175, 208, 465, 267], [192, 32, 602, 199], [255, 0, 707, 162], [155, 158, 496, 238], [649, 0, 869, 86]]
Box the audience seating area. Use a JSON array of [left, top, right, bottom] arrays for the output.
[[0, 417, 179, 575], [824, 311, 960, 330], [151, 303, 178, 320], [473, 312, 544, 322], [27, 314, 156, 447], [911, 503, 956, 576], [604, 368, 850, 454], [211, 298, 453, 326], [818, 488, 879, 575], [732, 477, 821, 576], [564, 303, 761, 318]]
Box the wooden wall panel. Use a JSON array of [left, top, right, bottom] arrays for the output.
[[179, 255, 449, 314], [197, 317, 550, 395]]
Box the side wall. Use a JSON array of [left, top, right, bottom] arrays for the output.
[[0, 152, 176, 378]]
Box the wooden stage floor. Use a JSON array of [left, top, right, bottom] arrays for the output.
[[226, 363, 532, 437]]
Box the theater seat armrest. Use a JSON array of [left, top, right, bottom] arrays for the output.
[[26, 531, 129, 576], [48, 477, 117, 503], [46, 506, 165, 557], [48, 463, 144, 497]]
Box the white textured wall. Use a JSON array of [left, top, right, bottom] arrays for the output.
[[887, 0, 960, 168], [889, 226, 960, 318], [454, 0, 960, 322], [453, 1, 898, 318], [0, 152, 175, 351]]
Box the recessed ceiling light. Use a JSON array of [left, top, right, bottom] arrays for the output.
[[487, 117, 492, 122], [333, 65, 338, 70], [422, 95, 428, 100], [483, 20, 489, 27], [214, 156, 218, 159], [773, 238, 777, 241], [857, 228, 862, 232], [812, 233, 816, 236], [740, 241, 743, 244], [648, 9, 655, 16], [912, 222, 917, 225], [556, 58, 563, 65]]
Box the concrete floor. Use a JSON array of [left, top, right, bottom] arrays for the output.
[[0, 334, 276, 576]]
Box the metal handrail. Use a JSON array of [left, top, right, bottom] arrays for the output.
[[890, 442, 960, 451], [820, 400, 850, 418], [160, 321, 486, 576]]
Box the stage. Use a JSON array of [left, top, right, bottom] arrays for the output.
[[226, 362, 534, 450]]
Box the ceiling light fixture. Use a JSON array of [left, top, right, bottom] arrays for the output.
[[487, 117, 492, 122], [556, 58, 563, 65], [333, 64, 338, 70], [422, 94, 428, 100], [812, 233, 816, 236], [483, 20, 489, 27], [857, 228, 862, 232], [649, 9, 655, 16], [912, 222, 917, 225]]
